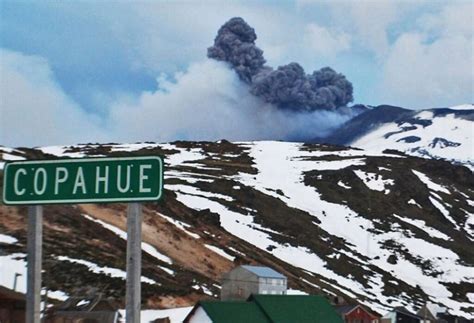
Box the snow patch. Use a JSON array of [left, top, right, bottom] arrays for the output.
[[337, 181, 351, 189], [82, 214, 173, 264], [157, 212, 201, 239], [354, 170, 394, 194], [429, 197, 459, 229], [2, 153, 25, 161], [412, 170, 450, 194], [0, 233, 18, 244], [166, 184, 234, 201], [393, 214, 451, 240], [109, 143, 159, 152], [448, 104, 473, 111], [161, 144, 205, 167], [119, 307, 193, 323], [204, 244, 235, 261], [57, 256, 157, 284], [408, 199, 422, 208]]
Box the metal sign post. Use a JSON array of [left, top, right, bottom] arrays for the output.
[[3, 156, 163, 323], [26, 205, 42, 323], [126, 203, 142, 323]]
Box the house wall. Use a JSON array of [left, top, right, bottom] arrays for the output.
[[344, 306, 379, 323], [398, 312, 421, 323], [45, 311, 118, 323], [0, 300, 26, 323], [221, 267, 259, 300], [257, 277, 287, 295], [381, 312, 396, 323], [186, 307, 213, 323]]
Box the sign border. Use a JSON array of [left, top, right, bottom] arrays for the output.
[[2, 156, 164, 205]]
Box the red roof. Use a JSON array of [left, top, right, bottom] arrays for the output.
[[336, 304, 379, 319], [0, 285, 26, 302]]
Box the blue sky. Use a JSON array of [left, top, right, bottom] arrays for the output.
[[1, 1, 472, 146]]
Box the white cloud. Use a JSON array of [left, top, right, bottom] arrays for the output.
[[108, 59, 352, 143], [417, 2, 473, 38], [87, 1, 474, 112], [379, 3, 473, 109], [113, 2, 298, 74], [299, 0, 403, 57], [0, 49, 107, 147], [0, 50, 353, 147], [105, 2, 350, 73], [304, 23, 351, 57], [3, 2, 471, 147], [345, 1, 399, 56]]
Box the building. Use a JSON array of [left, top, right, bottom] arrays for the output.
[[413, 304, 474, 323], [184, 294, 344, 323], [221, 265, 287, 300], [44, 293, 121, 323], [436, 313, 473, 323], [381, 307, 422, 323], [184, 301, 271, 323], [337, 304, 380, 323], [0, 285, 26, 323], [416, 304, 438, 323]]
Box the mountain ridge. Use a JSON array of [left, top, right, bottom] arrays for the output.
[[313, 103, 473, 170], [1, 139, 473, 318]]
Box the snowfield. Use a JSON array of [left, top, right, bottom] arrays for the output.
[[163, 141, 473, 317], [351, 106, 474, 169], [1, 134, 473, 319]]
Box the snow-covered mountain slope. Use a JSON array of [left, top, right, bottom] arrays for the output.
[[317, 104, 474, 169], [0, 141, 473, 319]]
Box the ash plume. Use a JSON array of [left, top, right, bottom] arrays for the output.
[[208, 17, 354, 111], [208, 17, 265, 83]]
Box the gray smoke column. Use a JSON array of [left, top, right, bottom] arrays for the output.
[[208, 17, 354, 111], [207, 17, 266, 84]]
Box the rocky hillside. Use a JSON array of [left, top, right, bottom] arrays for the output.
[[315, 104, 474, 169], [0, 141, 473, 318]]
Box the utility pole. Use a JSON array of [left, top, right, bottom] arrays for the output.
[[13, 272, 22, 291]]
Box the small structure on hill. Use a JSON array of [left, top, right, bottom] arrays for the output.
[[336, 304, 380, 323], [436, 312, 473, 323], [150, 318, 171, 323], [0, 285, 26, 322], [416, 304, 438, 323], [221, 265, 287, 301], [381, 307, 421, 323], [44, 292, 121, 323], [183, 294, 344, 323]]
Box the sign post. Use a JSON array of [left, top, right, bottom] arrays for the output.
[[26, 205, 42, 323], [126, 203, 142, 323], [3, 156, 163, 323]]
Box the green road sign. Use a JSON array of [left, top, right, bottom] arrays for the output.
[[2, 156, 163, 205]]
